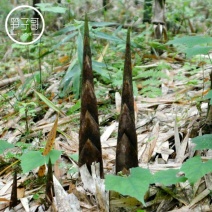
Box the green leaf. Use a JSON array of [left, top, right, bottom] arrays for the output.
[[36, 3, 66, 13], [0, 140, 14, 154], [181, 156, 212, 184], [167, 36, 212, 58], [92, 61, 109, 79], [51, 31, 78, 51], [44, 150, 62, 164], [59, 62, 81, 98], [153, 169, 186, 186], [90, 22, 118, 27], [20, 151, 45, 173], [34, 90, 64, 116], [204, 90, 212, 105], [77, 31, 83, 69], [149, 41, 167, 50], [185, 46, 211, 58], [93, 31, 121, 42], [67, 100, 81, 115], [72, 70, 81, 99], [54, 24, 82, 36], [167, 36, 212, 48], [105, 167, 153, 205], [69, 153, 79, 162], [20, 150, 61, 173], [60, 59, 78, 86], [192, 134, 212, 150]]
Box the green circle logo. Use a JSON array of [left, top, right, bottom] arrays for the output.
[[5, 5, 45, 45]]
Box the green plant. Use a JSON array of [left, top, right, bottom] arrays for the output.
[[167, 35, 212, 58], [57, 20, 122, 98], [15, 101, 37, 133], [105, 134, 212, 205], [0, 139, 61, 174]]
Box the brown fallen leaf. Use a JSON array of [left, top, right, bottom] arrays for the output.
[[38, 115, 58, 177]]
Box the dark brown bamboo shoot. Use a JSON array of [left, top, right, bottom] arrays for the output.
[[116, 29, 138, 174], [9, 171, 18, 209], [45, 159, 54, 209], [79, 16, 104, 178], [33, 0, 41, 21]]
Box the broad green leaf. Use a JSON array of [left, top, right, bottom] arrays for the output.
[[20, 150, 61, 173], [20, 32, 32, 42], [149, 41, 167, 50], [204, 90, 212, 105], [34, 90, 65, 116], [69, 153, 79, 162], [72, 69, 81, 98], [21, 151, 45, 173], [35, 3, 52, 7], [67, 100, 81, 115], [51, 31, 78, 51], [39, 6, 66, 13], [153, 169, 186, 186], [92, 61, 109, 79], [60, 59, 78, 86], [77, 31, 83, 69], [54, 24, 82, 36], [192, 134, 212, 150], [0, 140, 14, 154], [181, 156, 212, 184], [185, 46, 211, 58], [105, 167, 153, 205], [44, 150, 62, 164], [167, 36, 212, 48], [59, 63, 81, 98], [93, 31, 121, 42], [90, 22, 118, 27]]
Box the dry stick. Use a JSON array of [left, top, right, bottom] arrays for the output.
[[78, 15, 104, 178], [0, 72, 38, 88], [116, 29, 138, 173]]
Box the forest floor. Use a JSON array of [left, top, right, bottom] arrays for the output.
[[0, 1, 212, 212]]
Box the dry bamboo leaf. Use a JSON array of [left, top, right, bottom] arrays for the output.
[[140, 123, 159, 163], [38, 115, 58, 177], [148, 122, 159, 161], [0, 72, 38, 88], [97, 43, 109, 62], [80, 163, 109, 211], [115, 92, 121, 113], [37, 165, 46, 177], [0, 181, 13, 196], [0, 198, 10, 202], [54, 139, 62, 180], [43, 115, 58, 156], [16, 65, 25, 84], [20, 197, 30, 212], [53, 175, 80, 212], [101, 121, 118, 144], [175, 130, 189, 163], [174, 118, 181, 156], [189, 189, 210, 208]]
